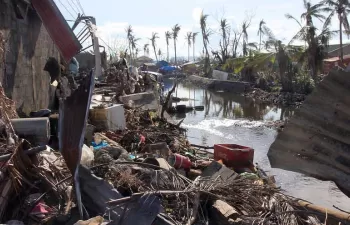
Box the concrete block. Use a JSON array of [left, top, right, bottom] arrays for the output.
[[119, 92, 159, 110], [212, 70, 228, 81], [89, 104, 126, 131]]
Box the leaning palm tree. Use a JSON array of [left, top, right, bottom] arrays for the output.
[[322, 0, 350, 62], [172, 24, 181, 65], [200, 11, 211, 75], [165, 31, 172, 62], [125, 25, 133, 62], [150, 32, 159, 61], [185, 32, 193, 61], [257, 19, 266, 51], [192, 32, 199, 61], [143, 43, 149, 56]]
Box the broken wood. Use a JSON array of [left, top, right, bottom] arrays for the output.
[[209, 200, 240, 225], [161, 83, 177, 119]]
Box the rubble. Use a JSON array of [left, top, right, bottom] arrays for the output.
[[0, 64, 349, 225]]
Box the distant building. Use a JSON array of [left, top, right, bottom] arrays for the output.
[[135, 56, 153, 66], [325, 43, 350, 58]]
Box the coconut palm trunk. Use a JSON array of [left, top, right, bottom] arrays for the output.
[[339, 14, 344, 62], [153, 45, 158, 62]]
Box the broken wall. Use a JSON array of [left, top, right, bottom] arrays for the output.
[[268, 69, 350, 196], [0, 0, 60, 114]]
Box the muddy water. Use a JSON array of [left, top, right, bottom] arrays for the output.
[[165, 79, 350, 211]]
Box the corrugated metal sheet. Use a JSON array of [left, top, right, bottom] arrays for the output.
[[268, 69, 350, 197], [31, 0, 82, 62]]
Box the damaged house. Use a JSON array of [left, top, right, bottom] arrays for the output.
[[0, 0, 81, 114]]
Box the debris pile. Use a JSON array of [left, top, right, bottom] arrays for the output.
[[0, 73, 348, 225]]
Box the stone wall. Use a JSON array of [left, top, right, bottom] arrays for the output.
[[0, 0, 60, 114], [188, 75, 251, 94]]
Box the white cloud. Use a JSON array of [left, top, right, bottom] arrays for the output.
[[192, 7, 203, 23]]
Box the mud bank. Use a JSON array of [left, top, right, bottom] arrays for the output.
[[245, 88, 306, 106], [187, 75, 251, 93]]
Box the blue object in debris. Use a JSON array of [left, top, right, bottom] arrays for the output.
[[160, 66, 177, 72], [69, 57, 79, 76], [91, 141, 109, 150]]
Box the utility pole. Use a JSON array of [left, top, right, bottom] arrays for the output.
[[89, 17, 102, 78]]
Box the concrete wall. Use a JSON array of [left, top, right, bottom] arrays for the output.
[[0, 0, 60, 114], [75, 51, 107, 71]]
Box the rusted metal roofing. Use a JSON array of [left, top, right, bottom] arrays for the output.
[[268, 69, 350, 197], [31, 0, 82, 62]]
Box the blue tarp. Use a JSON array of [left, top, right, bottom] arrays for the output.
[[157, 60, 169, 67], [160, 66, 177, 72]]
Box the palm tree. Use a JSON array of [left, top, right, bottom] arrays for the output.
[[165, 31, 172, 62], [192, 32, 199, 61], [135, 48, 140, 58], [130, 35, 140, 61], [200, 11, 211, 75], [257, 19, 266, 51], [219, 18, 230, 63], [158, 49, 162, 60], [186, 32, 193, 61], [322, 0, 350, 62], [143, 44, 149, 56], [125, 25, 133, 62], [172, 24, 181, 65], [287, 0, 329, 81], [242, 21, 250, 56], [150, 32, 159, 61]]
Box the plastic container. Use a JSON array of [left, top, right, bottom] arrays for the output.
[[168, 154, 192, 169], [214, 144, 254, 168]]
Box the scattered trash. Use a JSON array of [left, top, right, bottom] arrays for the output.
[[0, 61, 348, 225]]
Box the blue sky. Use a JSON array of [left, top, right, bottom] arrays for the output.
[[55, 0, 345, 59]]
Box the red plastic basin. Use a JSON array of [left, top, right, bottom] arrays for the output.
[[214, 144, 254, 168]]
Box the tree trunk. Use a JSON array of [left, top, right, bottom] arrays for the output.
[[339, 14, 344, 63], [128, 43, 132, 66], [259, 33, 262, 51], [174, 41, 177, 65], [188, 45, 190, 61], [193, 43, 195, 61], [153, 45, 158, 62], [167, 44, 169, 62]]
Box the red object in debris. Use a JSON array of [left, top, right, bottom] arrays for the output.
[[139, 135, 146, 144], [31, 202, 51, 218], [168, 154, 192, 169], [214, 144, 254, 168]]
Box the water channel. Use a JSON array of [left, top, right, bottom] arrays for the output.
[[164, 78, 350, 211]]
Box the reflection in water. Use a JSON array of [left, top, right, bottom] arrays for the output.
[[163, 78, 350, 210], [165, 78, 293, 121]]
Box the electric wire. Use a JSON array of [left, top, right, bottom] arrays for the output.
[[56, 0, 75, 19]]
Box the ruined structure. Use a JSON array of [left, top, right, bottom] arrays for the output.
[[0, 0, 60, 114]]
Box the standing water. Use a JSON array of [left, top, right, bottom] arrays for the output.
[[165, 78, 350, 210]]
